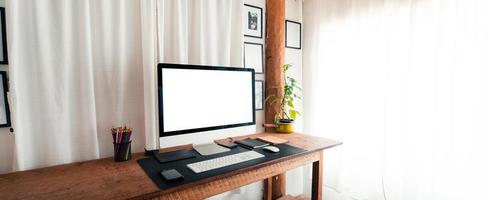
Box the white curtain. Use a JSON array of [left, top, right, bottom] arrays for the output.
[[158, 0, 243, 65], [8, 0, 146, 170], [140, 0, 160, 151], [303, 0, 488, 199], [8, 0, 244, 170]]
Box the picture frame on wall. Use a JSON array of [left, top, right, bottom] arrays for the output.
[[243, 4, 263, 38], [285, 20, 302, 49], [244, 42, 264, 74], [255, 80, 264, 110], [0, 71, 10, 127], [0, 8, 8, 64]]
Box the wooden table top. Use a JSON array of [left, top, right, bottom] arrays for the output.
[[0, 132, 341, 200]]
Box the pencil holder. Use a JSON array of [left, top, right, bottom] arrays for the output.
[[113, 141, 132, 162]]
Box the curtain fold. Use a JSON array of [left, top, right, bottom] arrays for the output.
[[140, 0, 159, 151], [304, 0, 488, 199]]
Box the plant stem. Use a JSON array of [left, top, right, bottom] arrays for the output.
[[281, 71, 288, 119]]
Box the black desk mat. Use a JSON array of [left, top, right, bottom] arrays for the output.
[[137, 143, 307, 190]]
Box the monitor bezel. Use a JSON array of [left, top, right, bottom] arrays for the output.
[[158, 63, 256, 137]]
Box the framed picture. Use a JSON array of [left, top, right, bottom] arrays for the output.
[[244, 42, 264, 74], [0, 71, 10, 127], [0, 8, 8, 64], [243, 4, 263, 38], [255, 80, 264, 110], [285, 20, 301, 49]]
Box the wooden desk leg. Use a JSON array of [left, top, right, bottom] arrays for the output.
[[263, 174, 286, 200], [312, 151, 324, 200], [264, 177, 273, 200]]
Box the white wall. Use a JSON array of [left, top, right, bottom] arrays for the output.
[[0, 0, 15, 174], [285, 0, 303, 133], [284, 0, 308, 197]]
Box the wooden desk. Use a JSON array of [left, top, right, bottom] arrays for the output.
[[0, 133, 341, 200]]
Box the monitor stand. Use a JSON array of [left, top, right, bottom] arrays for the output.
[[193, 143, 230, 156]]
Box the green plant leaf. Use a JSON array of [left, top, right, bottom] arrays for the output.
[[274, 115, 281, 124], [287, 100, 294, 108], [283, 64, 292, 72], [287, 77, 296, 83], [295, 110, 302, 116], [289, 110, 297, 120]]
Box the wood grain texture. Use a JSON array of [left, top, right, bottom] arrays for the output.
[[265, 0, 285, 132], [0, 133, 341, 200]]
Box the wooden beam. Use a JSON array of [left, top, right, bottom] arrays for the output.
[[311, 151, 324, 200], [264, 1, 287, 199], [265, 0, 285, 132]]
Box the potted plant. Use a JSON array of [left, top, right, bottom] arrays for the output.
[[266, 64, 302, 133]]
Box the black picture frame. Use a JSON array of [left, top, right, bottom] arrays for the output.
[[285, 20, 302, 49], [157, 63, 256, 137], [244, 42, 264, 74], [255, 80, 264, 110], [0, 71, 10, 127], [0, 8, 8, 64], [243, 4, 263, 39]]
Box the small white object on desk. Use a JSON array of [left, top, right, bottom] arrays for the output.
[[263, 146, 280, 153]]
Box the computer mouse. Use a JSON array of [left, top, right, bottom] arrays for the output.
[[263, 146, 280, 153]]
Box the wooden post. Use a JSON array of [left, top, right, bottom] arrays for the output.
[[265, 0, 285, 132], [311, 151, 324, 200], [263, 2, 287, 199]]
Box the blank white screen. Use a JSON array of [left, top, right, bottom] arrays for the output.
[[162, 68, 254, 133]]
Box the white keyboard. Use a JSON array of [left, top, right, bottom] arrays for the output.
[[187, 151, 265, 174]]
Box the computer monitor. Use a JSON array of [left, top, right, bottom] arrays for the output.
[[158, 63, 256, 137]]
